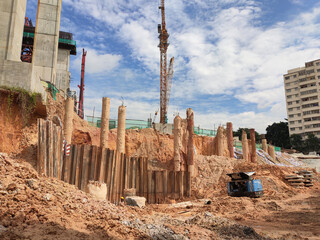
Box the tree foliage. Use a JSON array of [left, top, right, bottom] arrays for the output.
[[265, 122, 291, 149], [233, 128, 261, 142]]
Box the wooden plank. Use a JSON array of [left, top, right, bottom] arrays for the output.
[[80, 145, 91, 191], [186, 171, 191, 197], [99, 148, 107, 182], [47, 120, 53, 177], [42, 119, 47, 176], [168, 171, 173, 198], [147, 170, 152, 204], [132, 157, 136, 189], [151, 171, 155, 204], [103, 149, 110, 183], [155, 171, 164, 204], [139, 157, 144, 197], [52, 124, 57, 178], [110, 151, 118, 203], [124, 156, 129, 189], [163, 170, 168, 200], [89, 146, 97, 181], [143, 158, 148, 199], [70, 145, 77, 184], [128, 157, 133, 188], [106, 150, 114, 201], [57, 126, 62, 180], [179, 171, 184, 199], [175, 171, 179, 200], [75, 145, 84, 189], [135, 157, 140, 195], [59, 128, 64, 180], [94, 147, 102, 181], [37, 119, 42, 174]]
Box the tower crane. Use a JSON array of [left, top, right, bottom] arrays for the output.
[[158, 0, 174, 124]]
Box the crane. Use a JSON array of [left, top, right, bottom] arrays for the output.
[[158, 0, 174, 124], [78, 48, 87, 119]]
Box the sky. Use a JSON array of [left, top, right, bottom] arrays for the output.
[[26, 0, 320, 133]]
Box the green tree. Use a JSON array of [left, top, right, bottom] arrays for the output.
[[233, 128, 261, 142], [265, 122, 291, 149], [290, 134, 304, 152], [304, 133, 320, 153]]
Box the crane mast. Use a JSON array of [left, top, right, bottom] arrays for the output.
[[158, 0, 170, 124], [78, 48, 87, 119]]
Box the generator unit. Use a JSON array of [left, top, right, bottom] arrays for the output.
[[227, 172, 263, 198]]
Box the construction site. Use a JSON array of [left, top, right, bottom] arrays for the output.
[[0, 0, 320, 239]]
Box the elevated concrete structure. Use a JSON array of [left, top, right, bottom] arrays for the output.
[[32, 0, 61, 85], [0, 0, 75, 99]]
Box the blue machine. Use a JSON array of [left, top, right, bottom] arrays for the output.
[[227, 172, 263, 197]]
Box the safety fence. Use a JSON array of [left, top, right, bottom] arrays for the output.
[[233, 141, 281, 152], [86, 115, 217, 137], [37, 119, 190, 204]]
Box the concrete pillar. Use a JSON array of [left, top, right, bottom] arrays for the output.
[[226, 122, 234, 158], [0, 0, 27, 61], [100, 97, 110, 149], [268, 145, 276, 161], [32, 0, 62, 84], [262, 139, 268, 153], [64, 97, 74, 144], [186, 108, 194, 176], [173, 115, 182, 172], [116, 105, 126, 153], [250, 129, 257, 163], [216, 126, 225, 156], [241, 130, 249, 161]]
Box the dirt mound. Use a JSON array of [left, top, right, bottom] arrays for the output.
[[192, 155, 320, 199]]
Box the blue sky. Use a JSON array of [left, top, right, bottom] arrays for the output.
[[26, 0, 320, 133]]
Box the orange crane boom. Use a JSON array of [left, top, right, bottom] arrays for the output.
[[158, 0, 173, 124]]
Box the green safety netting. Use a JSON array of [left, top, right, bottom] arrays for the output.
[[23, 32, 76, 46]]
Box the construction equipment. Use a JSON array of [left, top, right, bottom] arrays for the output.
[[226, 172, 263, 197], [158, 0, 174, 124], [78, 48, 87, 119]]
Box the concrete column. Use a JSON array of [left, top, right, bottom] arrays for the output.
[[262, 139, 268, 153], [100, 97, 110, 149], [186, 108, 194, 176], [268, 145, 276, 161], [173, 115, 182, 172], [216, 126, 225, 156], [226, 122, 234, 158], [0, 0, 27, 61], [32, 0, 62, 84], [64, 97, 74, 144], [116, 105, 126, 153], [241, 130, 249, 161], [250, 129, 257, 163]]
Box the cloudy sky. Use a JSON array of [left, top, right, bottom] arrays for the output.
[[26, 0, 320, 133]]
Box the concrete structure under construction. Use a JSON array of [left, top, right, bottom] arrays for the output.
[[284, 59, 320, 138], [0, 0, 76, 97]]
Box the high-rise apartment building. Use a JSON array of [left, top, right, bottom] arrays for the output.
[[284, 59, 320, 138]]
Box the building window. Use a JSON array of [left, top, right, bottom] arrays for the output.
[[306, 69, 315, 74], [297, 113, 301, 116], [298, 120, 302, 123], [286, 89, 291, 93], [317, 69, 320, 72], [301, 89, 317, 95], [287, 95, 292, 99], [316, 62, 320, 66], [289, 114, 294, 118], [290, 128, 295, 131], [297, 107, 300, 110], [296, 100, 300, 103], [285, 76, 290, 80], [288, 108, 293, 112], [299, 127, 302, 130], [285, 83, 291, 86], [318, 76, 320, 79], [293, 74, 297, 78], [289, 121, 295, 124], [288, 102, 293, 105]]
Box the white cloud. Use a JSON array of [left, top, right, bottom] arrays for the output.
[[71, 48, 122, 74]]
